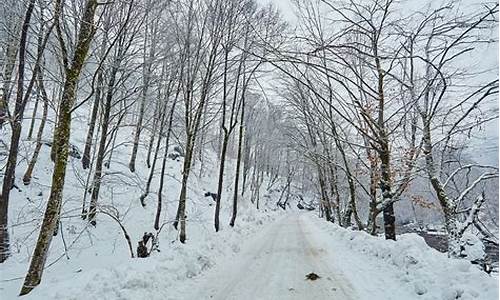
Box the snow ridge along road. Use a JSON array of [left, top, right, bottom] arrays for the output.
[[183, 213, 358, 300]]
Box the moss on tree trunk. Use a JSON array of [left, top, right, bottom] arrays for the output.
[[20, 0, 98, 295]]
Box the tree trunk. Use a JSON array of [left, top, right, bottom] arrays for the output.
[[20, 0, 98, 293], [369, 204, 379, 236], [317, 167, 332, 222], [230, 97, 245, 227], [379, 142, 396, 240], [154, 97, 177, 230], [0, 0, 36, 263], [329, 124, 363, 229], [214, 49, 230, 232], [129, 89, 147, 172], [367, 149, 379, 235], [0, 21, 21, 129], [82, 16, 108, 170], [105, 122, 119, 168], [139, 104, 167, 206], [173, 134, 194, 244], [422, 118, 460, 256], [214, 133, 229, 232], [26, 19, 45, 141], [23, 73, 49, 185], [82, 69, 103, 169], [81, 121, 99, 218], [129, 67, 151, 171], [27, 94, 39, 140], [375, 51, 396, 240], [145, 100, 160, 169], [88, 65, 118, 226], [255, 168, 263, 210], [129, 14, 157, 172], [241, 137, 251, 197]]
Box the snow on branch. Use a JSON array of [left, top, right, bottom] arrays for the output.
[[443, 164, 499, 188], [453, 172, 498, 209], [458, 192, 486, 236]]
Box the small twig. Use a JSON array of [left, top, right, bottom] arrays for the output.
[[59, 221, 70, 260], [98, 209, 135, 258]]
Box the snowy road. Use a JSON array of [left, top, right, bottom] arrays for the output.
[[177, 212, 498, 300], [184, 213, 358, 300]]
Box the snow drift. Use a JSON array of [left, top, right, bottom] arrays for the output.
[[315, 219, 498, 300]]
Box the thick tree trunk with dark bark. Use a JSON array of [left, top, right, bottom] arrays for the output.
[[379, 141, 396, 240], [375, 51, 396, 240], [0, 0, 36, 263]]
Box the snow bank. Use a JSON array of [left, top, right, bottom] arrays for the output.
[[318, 221, 498, 300], [19, 208, 279, 300]]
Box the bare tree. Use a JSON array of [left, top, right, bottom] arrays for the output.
[[128, 0, 163, 172], [0, 0, 38, 263], [173, 0, 226, 243], [400, 2, 499, 256], [20, 0, 99, 294], [88, 0, 139, 225]]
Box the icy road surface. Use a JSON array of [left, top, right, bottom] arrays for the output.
[[184, 213, 358, 300]]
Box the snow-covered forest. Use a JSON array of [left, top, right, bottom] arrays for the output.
[[0, 0, 498, 299]]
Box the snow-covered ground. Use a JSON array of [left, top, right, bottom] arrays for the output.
[[3, 208, 280, 300], [2, 188, 498, 300], [1, 103, 497, 299], [312, 215, 499, 300], [0, 104, 284, 299], [175, 213, 499, 300]]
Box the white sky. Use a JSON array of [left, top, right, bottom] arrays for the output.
[[259, 0, 296, 23]]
